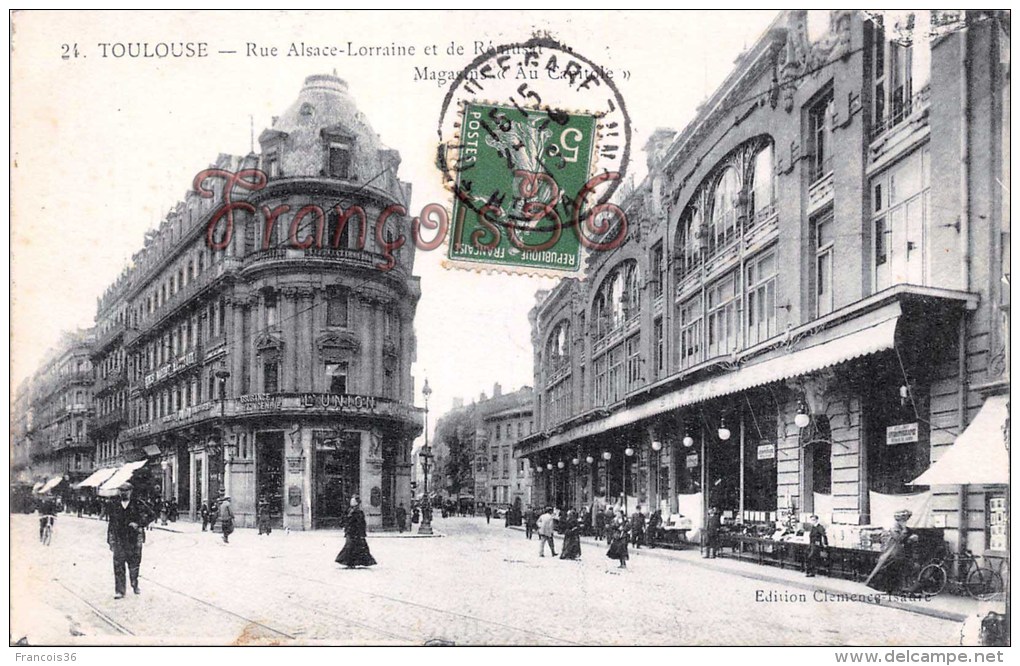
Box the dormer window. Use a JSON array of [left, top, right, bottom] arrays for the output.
[[328, 143, 351, 179], [265, 151, 280, 178]]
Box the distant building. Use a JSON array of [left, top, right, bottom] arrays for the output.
[[431, 384, 534, 511], [13, 330, 96, 488]]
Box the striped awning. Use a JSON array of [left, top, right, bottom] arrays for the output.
[[75, 467, 119, 489], [98, 461, 147, 496], [39, 476, 64, 494]]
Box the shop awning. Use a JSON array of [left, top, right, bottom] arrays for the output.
[[75, 467, 119, 489], [911, 395, 1010, 486], [670, 316, 900, 406], [528, 313, 900, 453], [98, 461, 147, 496], [39, 476, 64, 494]]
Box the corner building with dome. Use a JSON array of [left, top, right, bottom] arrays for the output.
[[95, 74, 422, 531]]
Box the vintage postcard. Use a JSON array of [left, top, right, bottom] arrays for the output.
[[9, 9, 1011, 652]]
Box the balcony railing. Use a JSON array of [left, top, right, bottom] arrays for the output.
[[136, 259, 240, 334], [93, 367, 127, 395], [122, 393, 422, 441], [93, 321, 126, 354], [90, 407, 128, 431], [141, 346, 202, 390], [870, 85, 931, 140], [54, 436, 90, 451], [242, 246, 397, 273]]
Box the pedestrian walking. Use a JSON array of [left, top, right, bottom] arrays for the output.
[[703, 507, 721, 558], [805, 514, 828, 577], [606, 510, 630, 568], [559, 509, 582, 560], [218, 496, 234, 543], [335, 496, 377, 568], [38, 496, 57, 543], [537, 506, 557, 557], [168, 498, 179, 522], [159, 499, 169, 526], [865, 509, 919, 593], [200, 502, 210, 531], [107, 482, 151, 599], [630, 507, 646, 549], [257, 498, 273, 536], [594, 506, 606, 541], [484, 505, 492, 524], [603, 506, 616, 542], [207, 500, 218, 533], [646, 509, 662, 547], [395, 503, 407, 533], [523, 505, 535, 540]]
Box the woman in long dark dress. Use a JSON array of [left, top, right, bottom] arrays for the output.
[[606, 510, 630, 568], [865, 510, 918, 593], [335, 496, 377, 568], [560, 510, 582, 560]]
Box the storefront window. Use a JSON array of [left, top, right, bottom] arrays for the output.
[[987, 494, 1008, 552]]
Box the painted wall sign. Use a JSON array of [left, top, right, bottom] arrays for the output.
[[756, 443, 776, 460], [685, 454, 699, 468], [288, 486, 302, 507], [286, 457, 304, 474]]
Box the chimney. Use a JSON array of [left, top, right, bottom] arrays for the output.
[[493, 382, 502, 398], [479, 391, 487, 402]]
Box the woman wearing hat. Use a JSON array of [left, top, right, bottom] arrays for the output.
[[335, 496, 377, 568], [865, 509, 920, 593]]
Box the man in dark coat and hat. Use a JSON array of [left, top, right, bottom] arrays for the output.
[[107, 482, 152, 599]]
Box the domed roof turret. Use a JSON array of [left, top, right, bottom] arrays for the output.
[[259, 74, 405, 203]]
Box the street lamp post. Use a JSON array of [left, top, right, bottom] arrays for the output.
[[418, 378, 433, 535], [215, 367, 231, 500], [624, 447, 634, 513]]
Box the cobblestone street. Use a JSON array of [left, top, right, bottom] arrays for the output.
[[11, 514, 965, 646]]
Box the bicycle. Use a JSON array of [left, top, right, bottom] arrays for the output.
[[40, 515, 55, 546], [916, 548, 1004, 600]]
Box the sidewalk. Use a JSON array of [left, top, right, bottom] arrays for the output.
[[507, 525, 998, 623], [65, 513, 444, 537]]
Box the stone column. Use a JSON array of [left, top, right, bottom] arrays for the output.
[[363, 428, 384, 529], [189, 449, 198, 520], [281, 289, 297, 392], [230, 299, 245, 397]]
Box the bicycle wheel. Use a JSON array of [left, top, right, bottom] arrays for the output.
[[965, 567, 1003, 601], [916, 563, 947, 595]]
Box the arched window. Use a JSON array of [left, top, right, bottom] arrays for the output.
[[545, 320, 571, 372], [749, 144, 775, 222], [677, 207, 703, 279], [622, 262, 640, 322], [710, 167, 740, 250]]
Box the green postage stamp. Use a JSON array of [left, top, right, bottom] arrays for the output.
[[446, 101, 598, 275]]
